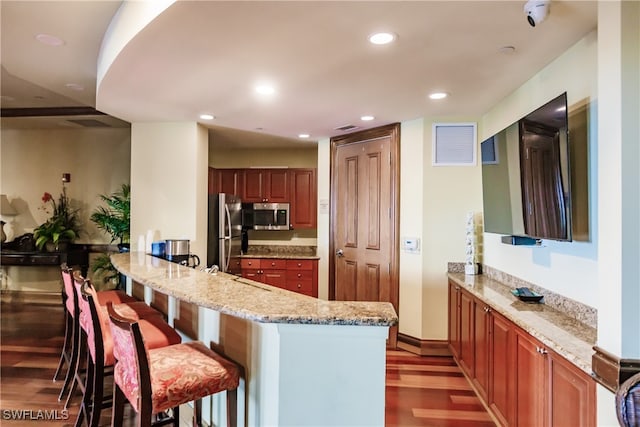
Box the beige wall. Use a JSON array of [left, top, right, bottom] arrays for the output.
[[0, 127, 131, 291], [481, 30, 598, 308], [209, 146, 317, 168]]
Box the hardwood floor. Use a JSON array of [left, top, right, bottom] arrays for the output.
[[1, 301, 495, 426]]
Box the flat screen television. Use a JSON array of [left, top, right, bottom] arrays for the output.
[[481, 92, 572, 242]]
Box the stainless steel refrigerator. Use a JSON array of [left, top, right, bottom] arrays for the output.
[[207, 193, 243, 273]]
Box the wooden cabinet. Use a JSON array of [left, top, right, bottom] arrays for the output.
[[489, 310, 514, 427], [243, 169, 289, 203], [447, 281, 461, 360], [285, 259, 318, 297], [459, 290, 475, 376], [289, 169, 317, 229], [449, 279, 595, 427], [211, 168, 318, 229], [208, 168, 244, 196], [241, 258, 318, 297]]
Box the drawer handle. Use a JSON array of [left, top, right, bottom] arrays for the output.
[[297, 273, 302, 278], [297, 263, 302, 267], [271, 262, 276, 266], [297, 284, 302, 288]]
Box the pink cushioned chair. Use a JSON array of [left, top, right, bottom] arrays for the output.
[[107, 302, 241, 427], [75, 279, 182, 427], [55, 265, 142, 404]]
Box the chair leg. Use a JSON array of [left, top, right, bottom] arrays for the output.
[[53, 311, 72, 382], [173, 406, 180, 427], [88, 358, 104, 427], [59, 316, 81, 403], [65, 330, 86, 409], [75, 356, 94, 427], [111, 383, 125, 427], [192, 400, 201, 427], [226, 389, 237, 427]]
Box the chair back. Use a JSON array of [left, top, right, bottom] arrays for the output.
[[76, 278, 107, 366], [107, 302, 152, 413], [617, 372, 640, 427], [61, 265, 77, 316]]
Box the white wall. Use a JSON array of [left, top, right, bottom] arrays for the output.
[[130, 122, 208, 259]]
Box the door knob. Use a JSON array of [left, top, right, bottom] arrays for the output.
[[336, 249, 344, 257]]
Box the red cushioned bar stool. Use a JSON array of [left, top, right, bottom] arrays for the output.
[[55, 265, 143, 404], [107, 302, 241, 427], [75, 279, 182, 427]]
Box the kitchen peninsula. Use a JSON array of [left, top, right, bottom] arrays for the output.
[[111, 252, 398, 426]]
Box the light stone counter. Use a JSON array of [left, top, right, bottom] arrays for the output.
[[112, 252, 397, 326], [448, 273, 595, 374], [111, 252, 396, 426]]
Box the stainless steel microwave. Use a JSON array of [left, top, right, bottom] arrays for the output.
[[242, 203, 290, 230]]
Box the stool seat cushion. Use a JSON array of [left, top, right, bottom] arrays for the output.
[[114, 341, 240, 413], [95, 290, 138, 306]]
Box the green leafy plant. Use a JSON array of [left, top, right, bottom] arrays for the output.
[[90, 184, 130, 284], [33, 186, 81, 251], [90, 184, 130, 245]]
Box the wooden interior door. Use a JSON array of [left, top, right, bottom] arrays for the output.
[[330, 124, 399, 347]]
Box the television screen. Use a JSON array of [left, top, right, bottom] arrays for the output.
[[481, 92, 572, 241]]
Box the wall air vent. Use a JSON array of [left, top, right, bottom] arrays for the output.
[[334, 124, 359, 132], [432, 122, 477, 166], [66, 119, 110, 128]]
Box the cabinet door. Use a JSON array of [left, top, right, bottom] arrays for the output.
[[548, 349, 595, 427], [262, 269, 287, 289], [243, 170, 265, 202], [490, 310, 514, 427], [448, 280, 461, 359], [514, 328, 546, 427], [459, 290, 474, 376], [241, 269, 261, 281], [473, 300, 490, 403], [266, 169, 289, 203], [289, 169, 317, 229]]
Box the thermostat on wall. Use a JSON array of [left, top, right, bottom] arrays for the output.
[[402, 237, 420, 254]]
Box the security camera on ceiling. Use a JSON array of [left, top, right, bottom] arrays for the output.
[[524, 0, 550, 27]]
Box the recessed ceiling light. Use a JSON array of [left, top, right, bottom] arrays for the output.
[[255, 84, 275, 95], [199, 114, 214, 120], [65, 83, 84, 91], [429, 92, 448, 100], [369, 32, 396, 45], [361, 115, 375, 121], [298, 133, 310, 138], [35, 33, 65, 46]]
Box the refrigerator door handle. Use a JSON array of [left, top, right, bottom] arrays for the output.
[[223, 203, 233, 271]]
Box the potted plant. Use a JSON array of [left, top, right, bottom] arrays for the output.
[[90, 184, 130, 284], [33, 186, 81, 251]]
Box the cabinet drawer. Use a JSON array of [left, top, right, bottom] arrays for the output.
[[287, 279, 313, 296], [240, 259, 260, 269], [286, 259, 314, 270], [261, 259, 287, 269], [286, 269, 313, 281]]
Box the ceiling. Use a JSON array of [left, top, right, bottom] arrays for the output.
[[0, 1, 597, 148]]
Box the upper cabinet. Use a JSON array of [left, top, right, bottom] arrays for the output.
[[244, 169, 289, 203], [209, 168, 317, 229], [289, 169, 317, 229]]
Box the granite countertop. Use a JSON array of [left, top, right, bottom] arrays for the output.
[[448, 273, 596, 374], [240, 245, 319, 259], [112, 252, 397, 327]]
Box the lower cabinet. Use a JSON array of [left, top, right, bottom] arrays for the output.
[[448, 279, 595, 427], [241, 258, 318, 297]]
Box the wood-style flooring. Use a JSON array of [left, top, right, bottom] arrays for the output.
[[0, 301, 495, 427]]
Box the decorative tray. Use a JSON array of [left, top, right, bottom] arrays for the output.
[[511, 288, 544, 303]]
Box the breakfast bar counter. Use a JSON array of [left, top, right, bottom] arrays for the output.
[[111, 252, 397, 427]]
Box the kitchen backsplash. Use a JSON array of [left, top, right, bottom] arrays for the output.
[[245, 245, 317, 257], [448, 262, 597, 329]]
